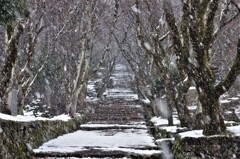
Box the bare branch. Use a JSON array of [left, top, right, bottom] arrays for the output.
[[163, 0, 183, 56], [202, 0, 219, 48], [159, 31, 170, 42], [24, 55, 48, 97], [215, 39, 240, 97], [90, 0, 119, 77], [214, 1, 240, 39]]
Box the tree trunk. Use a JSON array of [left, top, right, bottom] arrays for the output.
[[0, 23, 23, 114], [17, 87, 24, 115], [196, 77, 226, 135], [167, 104, 173, 126], [175, 97, 192, 128], [197, 89, 226, 135], [67, 38, 90, 117], [201, 97, 226, 135]]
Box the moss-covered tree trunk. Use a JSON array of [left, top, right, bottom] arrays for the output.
[[194, 66, 226, 135], [175, 96, 192, 128], [0, 24, 23, 114], [0, 0, 28, 114], [163, 0, 240, 135], [17, 87, 25, 115]]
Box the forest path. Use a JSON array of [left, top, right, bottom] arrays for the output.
[[33, 64, 162, 159]]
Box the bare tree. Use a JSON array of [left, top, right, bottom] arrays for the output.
[[0, 0, 28, 114], [163, 0, 240, 135], [130, 0, 193, 127], [66, 0, 120, 117]]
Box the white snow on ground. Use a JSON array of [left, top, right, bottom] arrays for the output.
[[225, 121, 237, 124], [33, 129, 157, 153], [220, 99, 231, 103], [179, 130, 204, 138], [151, 116, 180, 126], [155, 138, 175, 143], [189, 86, 196, 90], [86, 96, 99, 101], [151, 111, 240, 139], [188, 105, 197, 110], [99, 147, 162, 155], [87, 82, 95, 91], [159, 126, 186, 133], [178, 125, 240, 138], [228, 97, 239, 100], [105, 88, 133, 93], [104, 88, 138, 100], [142, 98, 151, 104], [112, 72, 131, 77], [228, 125, 240, 136], [0, 113, 78, 122]]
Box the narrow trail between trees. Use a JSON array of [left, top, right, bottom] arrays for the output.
[[33, 64, 163, 159]]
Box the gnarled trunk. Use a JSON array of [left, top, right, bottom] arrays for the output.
[[199, 90, 226, 135], [0, 24, 23, 114], [195, 66, 226, 135]]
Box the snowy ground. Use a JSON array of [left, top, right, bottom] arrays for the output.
[[177, 125, 240, 139], [3, 63, 240, 158], [0, 112, 76, 122], [150, 107, 240, 140], [34, 128, 158, 153]]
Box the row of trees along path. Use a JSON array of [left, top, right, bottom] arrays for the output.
[[33, 64, 163, 159]]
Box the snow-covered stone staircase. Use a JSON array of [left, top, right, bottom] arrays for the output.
[[33, 64, 162, 159]]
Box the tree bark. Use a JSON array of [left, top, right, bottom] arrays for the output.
[[197, 84, 226, 135], [0, 23, 23, 114], [163, 0, 233, 135]]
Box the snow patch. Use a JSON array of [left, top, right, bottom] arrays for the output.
[[228, 97, 239, 100], [188, 105, 197, 110], [151, 116, 180, 126], [228, 125, 240, 136], [155, 138, 175, 143], [179, 130, 204, 139], [220, 99, 231, 103], [99, 147, 162, 155], [142, 98, 150, 104], [159, 126, 186, 133], [189, 86, 196, 90], [0, 113, 79, 122], [34, 129, 156, 153], [178, 125, 240, 139], [80, 124, 147, 129]]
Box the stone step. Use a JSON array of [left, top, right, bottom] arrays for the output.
[[90, 113, 143, 117], [87, 120, 145, 125], [98, 100, 139, 105], [91, 113, 143, 117], [88, 118, 144, 123], [33, 148, 163, 159], [33, 64, 162, 159], [79, 124, 147, 131]]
